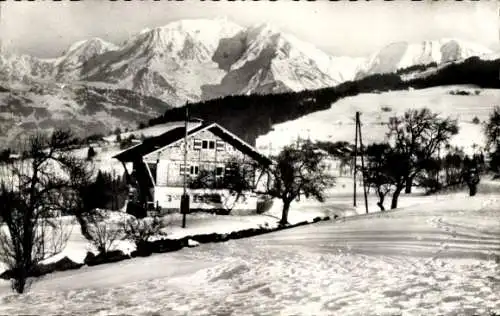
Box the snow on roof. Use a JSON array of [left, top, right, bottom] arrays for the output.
[[113, 122, 272, 166]]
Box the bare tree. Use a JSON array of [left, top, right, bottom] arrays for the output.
[[0, 130, 87, 293], [259, 141, 335, 226], [484, 106, 500, 175], [364, 143, 394, 211], [442, 146, 466, 188], [387, 108, 458, 208]]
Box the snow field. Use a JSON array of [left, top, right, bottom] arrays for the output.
[[0, 179, 498, 315], [257, 86, 499, 156]]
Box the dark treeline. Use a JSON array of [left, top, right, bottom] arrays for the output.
[[409, 57, 500, 89], [146, 57, 500, 146], [395, 62, 438, 75], [147, 73, 405, 145]]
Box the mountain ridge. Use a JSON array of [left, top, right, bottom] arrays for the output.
[[0, 19, 493, 106], [0, 18, 496, 147]]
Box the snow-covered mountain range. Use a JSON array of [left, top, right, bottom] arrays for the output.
[[0, 18, 495, 146], [1, 18, 492, 106], [357, 38, 493, 79]]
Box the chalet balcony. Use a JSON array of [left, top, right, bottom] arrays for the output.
[[154, 177, 238, 189]]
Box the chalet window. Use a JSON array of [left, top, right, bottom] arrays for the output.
[[180, 164, 199, 175], [216, 140, 225, 151], [216, 167, 224, 177], [208, 140, 215, 149], [193, 139, 202, 150], [179, 164, 188, 175], [202, 140, 208, 149], [190, 165, 199, 175]]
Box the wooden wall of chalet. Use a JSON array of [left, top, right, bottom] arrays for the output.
[[143, 129, 247, 187]]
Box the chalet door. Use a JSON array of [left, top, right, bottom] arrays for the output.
[[156, 161, 168, 186]]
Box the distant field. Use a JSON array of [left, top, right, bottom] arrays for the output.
[[257, 85, 499, 155]]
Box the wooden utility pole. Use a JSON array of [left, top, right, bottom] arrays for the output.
[[181, 102, 190, 228], [357, 112, 369, 214], [353, 115, 358, 207], [353, 111, 369, 213]]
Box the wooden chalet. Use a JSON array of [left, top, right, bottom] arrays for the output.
[[113, 121, 272, 213]]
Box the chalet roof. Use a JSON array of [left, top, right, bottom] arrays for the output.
[[113, 122, 272, 166]]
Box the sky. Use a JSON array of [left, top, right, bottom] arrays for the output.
[[0, 0, 498, 58]]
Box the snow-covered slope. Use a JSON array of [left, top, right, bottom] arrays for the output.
[[256, 85, 498, 156], [1, 179, 499, 315], [0, 82, 171, 147], [357, 38, 492, 78]]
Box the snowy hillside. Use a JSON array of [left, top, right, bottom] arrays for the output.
[[0, 178, 499, 315], [257, 85, 498, 155], [358, 38, 492, 78], [0, 82, 171, 147]]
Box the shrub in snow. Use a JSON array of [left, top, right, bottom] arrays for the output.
[[146, 239, 184, 254], [190, 233, 220, 244], [121, 216, 168, 255], [84, 213, 124, 254], [0, 257, 83, 280], [84, 250, 129, 266]]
